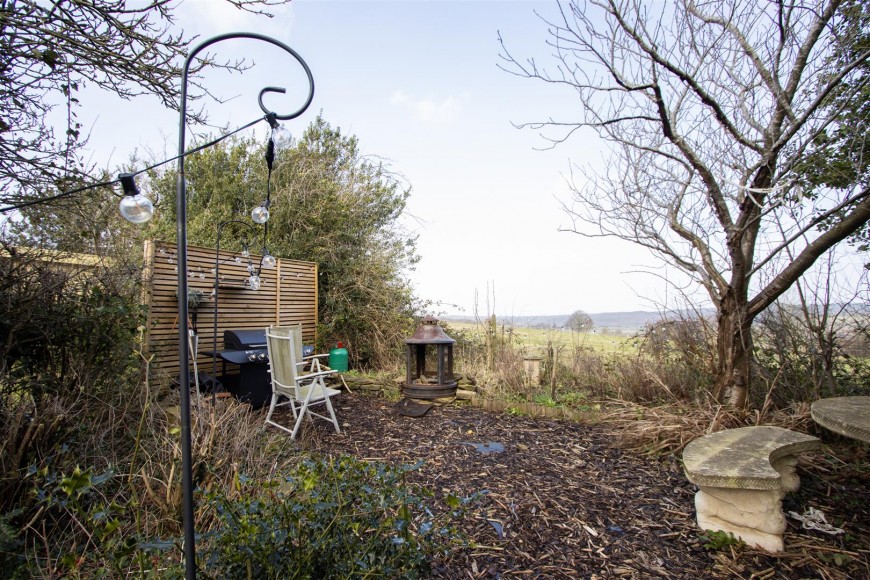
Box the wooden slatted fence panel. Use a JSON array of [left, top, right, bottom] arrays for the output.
[[143, 240, 318, 381], [279, 261, 319, 345]]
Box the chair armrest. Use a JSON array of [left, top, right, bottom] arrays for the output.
[[296, 368, 338, 381], [299, 357, 325, 372]]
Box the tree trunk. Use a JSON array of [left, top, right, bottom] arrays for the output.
[[714, 294, 754, 408]]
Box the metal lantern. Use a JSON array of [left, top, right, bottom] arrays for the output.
[[403, 317, 457, 400]]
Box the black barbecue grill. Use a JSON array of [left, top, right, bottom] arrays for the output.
[[212, 328, 315, 409], [215, 328, 271, 408]]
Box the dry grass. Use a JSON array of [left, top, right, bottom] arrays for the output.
[[125, 394, 305, 537], [601, 399, 816, 456]]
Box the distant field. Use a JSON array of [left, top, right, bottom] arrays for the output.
[[443, 321, 635, 354]]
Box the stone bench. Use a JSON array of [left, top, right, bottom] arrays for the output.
[[811, 396, 870, 443], [682, 426, 820, 552]]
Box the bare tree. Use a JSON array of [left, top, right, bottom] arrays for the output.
[[566, 309, 593, 332], [0, 0, 286, 206], [500, 0, 869, 407]]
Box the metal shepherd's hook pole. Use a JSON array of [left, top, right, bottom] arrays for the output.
[[211, 219, 259, 401], [175, 32, 313, 579]]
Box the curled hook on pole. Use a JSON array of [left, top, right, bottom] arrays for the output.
[[259, 86, 315, 121], [178, 32, 315, 159]]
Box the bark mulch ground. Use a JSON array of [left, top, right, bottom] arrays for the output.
[[298, 392, 870, 579]]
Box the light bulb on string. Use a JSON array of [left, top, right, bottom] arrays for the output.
[[262, 250, 277, 269], [119, 195, 154, 223], [117, 173, 154, 223], [248, 275, 261, 291], [271, 124, 293, 152], [252, 202, 269, 224]]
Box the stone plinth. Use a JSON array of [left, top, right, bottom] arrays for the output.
[[522, 356, 542, 387]]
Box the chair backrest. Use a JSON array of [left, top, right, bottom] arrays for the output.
[[265, 326, 303, 398], [270, 324, 305, 364]]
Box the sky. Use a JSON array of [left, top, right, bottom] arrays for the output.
[[77, 0, 698, 317]]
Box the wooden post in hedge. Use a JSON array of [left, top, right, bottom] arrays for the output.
[[486, 314, 497, 371]]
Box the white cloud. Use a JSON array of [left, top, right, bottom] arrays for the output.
[[414, 96, 461, 124], [178, 1, 295, 41], [391, 91, 466, 125]]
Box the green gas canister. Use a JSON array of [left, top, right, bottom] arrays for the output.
[[328, 342, 349, 372]]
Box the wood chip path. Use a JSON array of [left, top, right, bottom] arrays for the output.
[[298, 393, 870, 579]]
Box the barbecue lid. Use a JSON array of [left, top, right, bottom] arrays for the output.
[[224, 328, 267, 349]]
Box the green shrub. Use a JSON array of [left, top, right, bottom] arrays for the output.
[[197, 456, 475, 578], [754, 304, 870, 405], [532, 394, 557, 407], [22, 465, 166, 578], [18, 456, 476, 578], [0, 248, 144, 404], [0, 509, 25, 578]]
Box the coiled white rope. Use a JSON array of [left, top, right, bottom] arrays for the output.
[[788, 506, 845, 535]]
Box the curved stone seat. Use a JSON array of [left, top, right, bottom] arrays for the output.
[[811, 396, 870, 443], [684, 425, 820, 489], [682, 426, 820, 552]]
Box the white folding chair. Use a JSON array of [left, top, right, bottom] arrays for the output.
[[271, 324, 329, 372], [264, 326, 341, 439]]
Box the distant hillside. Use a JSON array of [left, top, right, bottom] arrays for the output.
[[440, 310, 694, 330], [440, 304, 867, 331]]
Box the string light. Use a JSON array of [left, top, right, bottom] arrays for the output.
[[272, 124, 293, 151], [117, 173, 154, 223], [251, 201, 270, 224], [261, 249, 277, 268], [0, 115, 264, 217]]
